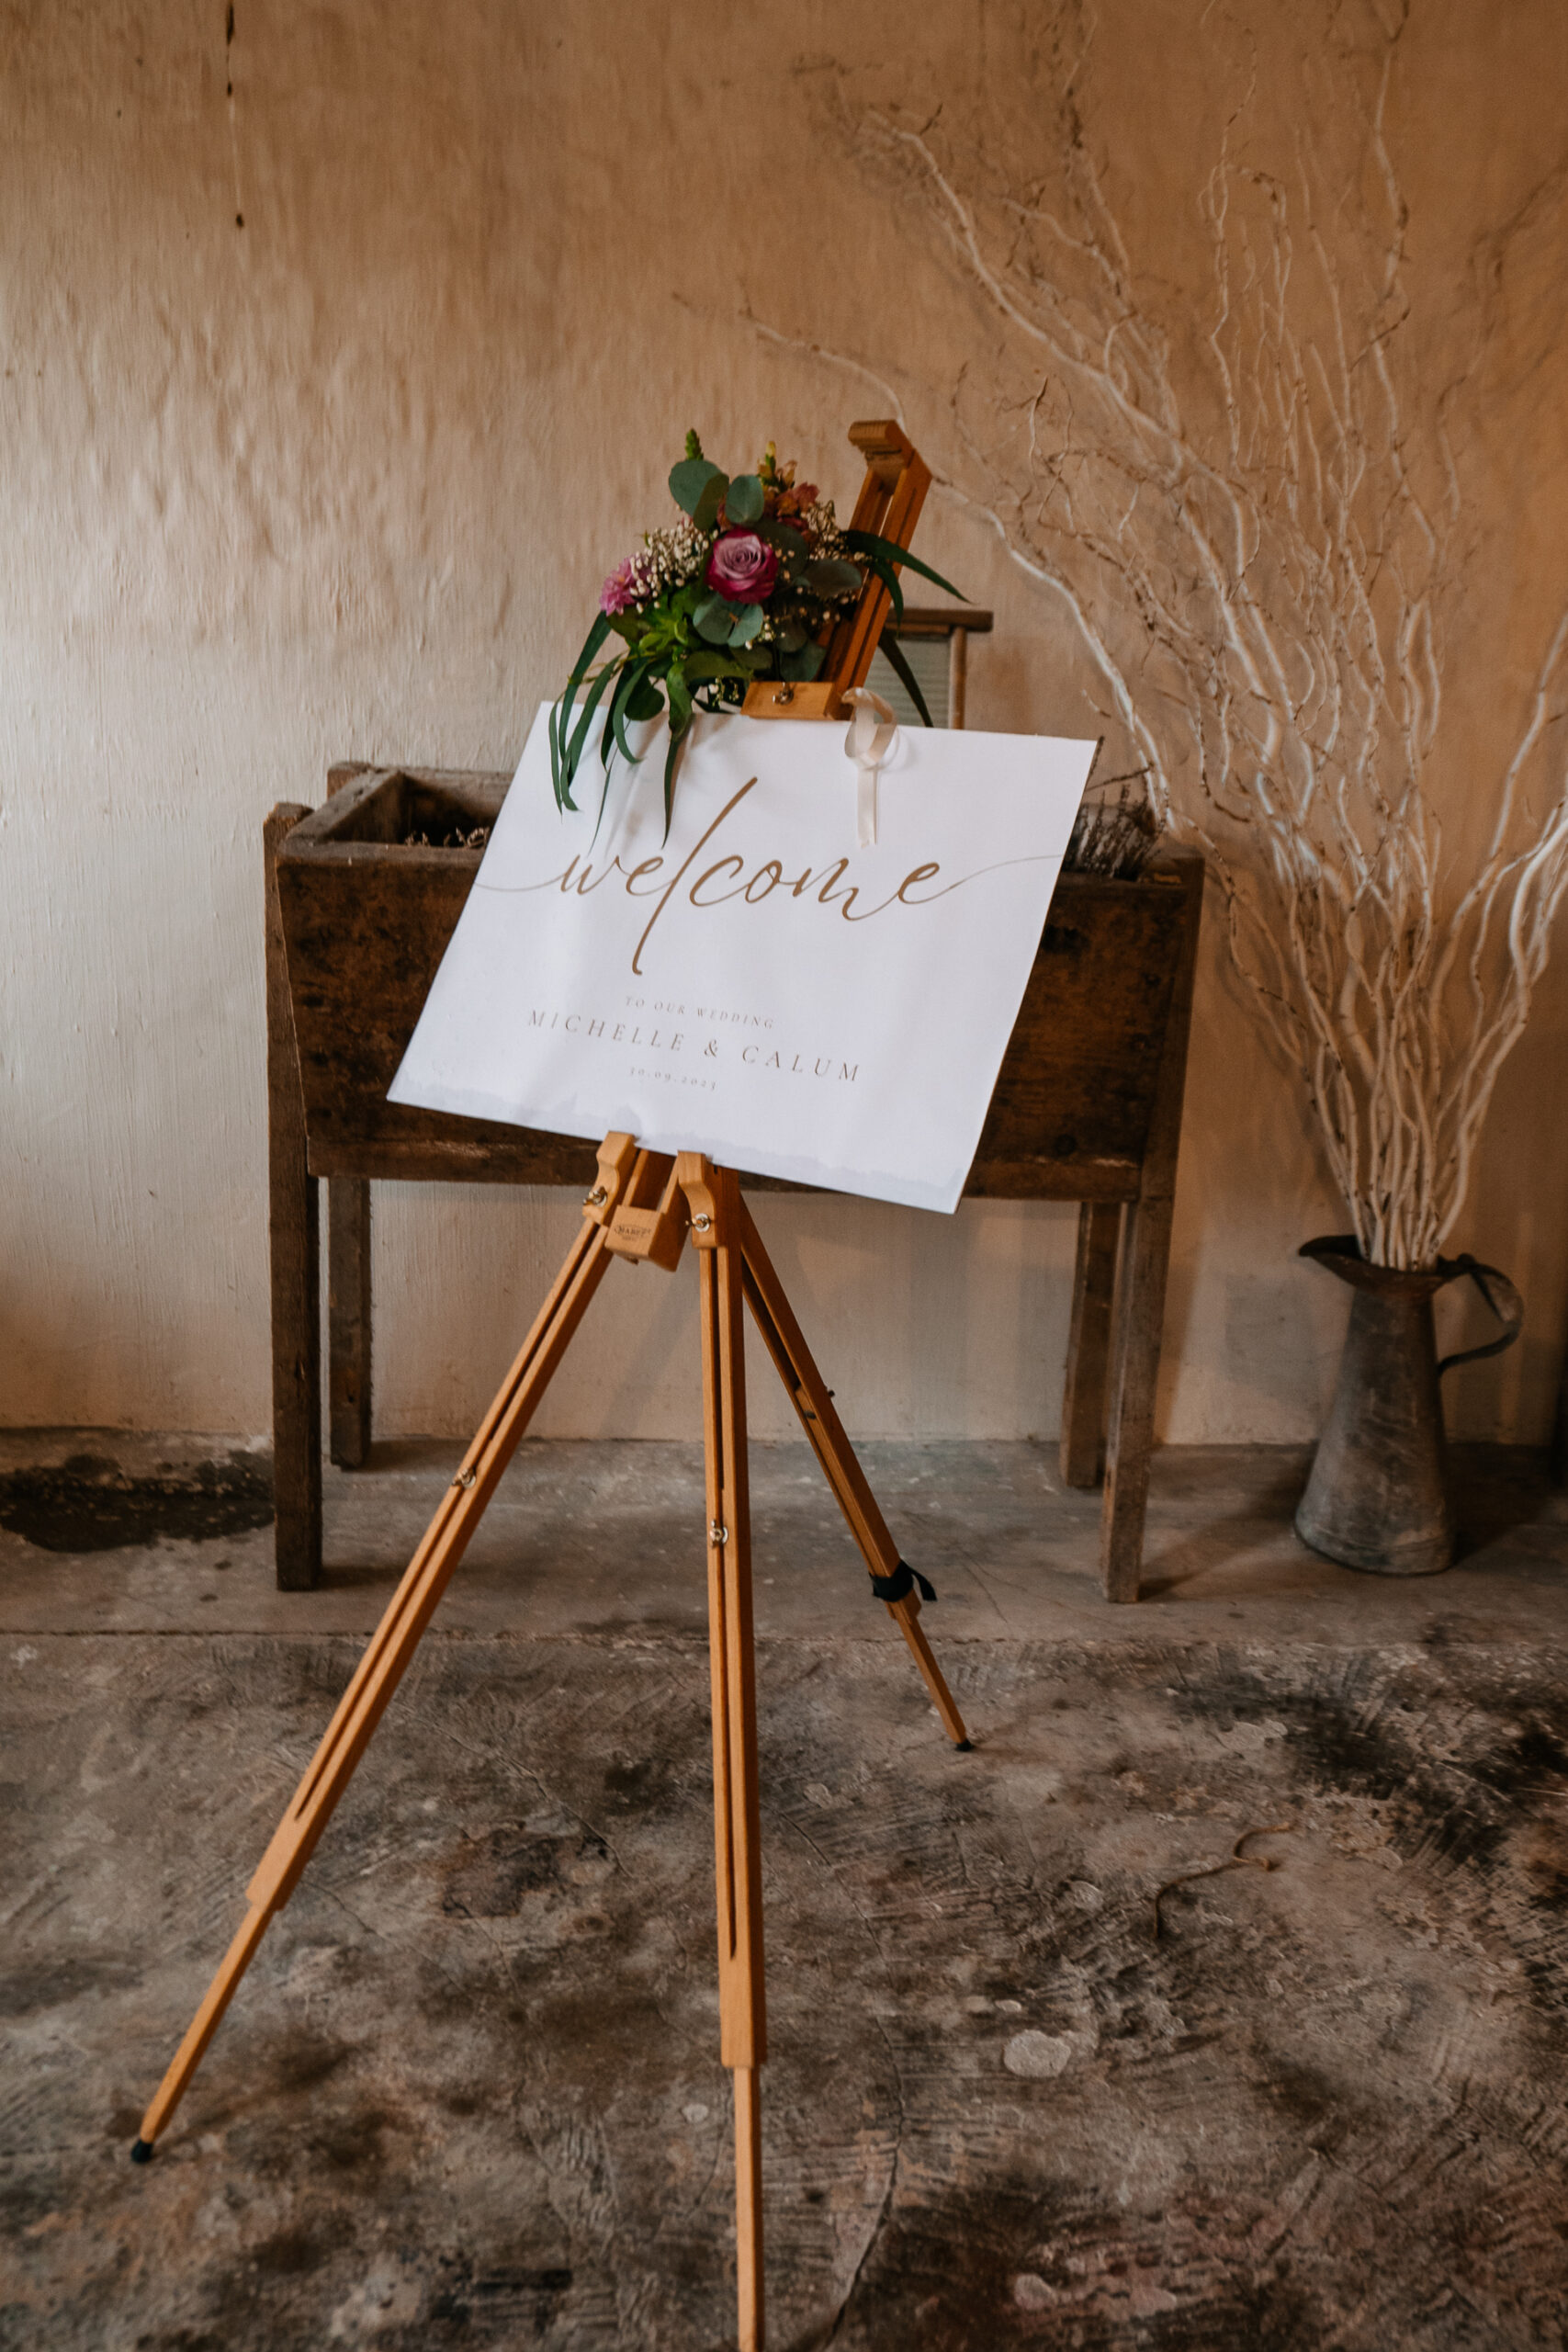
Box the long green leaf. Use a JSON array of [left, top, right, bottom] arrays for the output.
[[564, 655, 622, 779], [662, 713, 692, 840], [608, 659, 651, 770], [594, 665, 660, 838], [553, 613, 612, 808], [843, 529, 965, 603], [599, 660, 637, 773], [876, 628, 936, 727], [857, 545, 905, 625]]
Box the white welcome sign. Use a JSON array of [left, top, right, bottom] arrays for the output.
[[389, 703, 1096, 1213]]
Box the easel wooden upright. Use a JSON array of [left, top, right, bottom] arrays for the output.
[[130, 1136, 970, 2352]]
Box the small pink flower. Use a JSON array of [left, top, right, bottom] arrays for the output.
[[706, 529, 779, 605], [600, 559, 639, 616]]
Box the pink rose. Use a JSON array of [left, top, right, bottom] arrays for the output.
[[705, 529, 778, 605]]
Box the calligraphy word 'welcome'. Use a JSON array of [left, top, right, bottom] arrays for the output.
[[484, 780, 945, 976]]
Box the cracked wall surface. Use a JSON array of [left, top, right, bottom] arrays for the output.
[[3, 1, 1566, 1442]]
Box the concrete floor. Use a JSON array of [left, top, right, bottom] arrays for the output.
[[4, 1435, 1568, 2348]]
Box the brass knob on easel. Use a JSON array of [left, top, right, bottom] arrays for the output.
[[710, 1520, 728, 1546]]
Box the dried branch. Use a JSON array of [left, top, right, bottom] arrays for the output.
[[837, 16, 1568, 1267]]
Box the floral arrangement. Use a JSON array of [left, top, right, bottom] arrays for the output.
[[549, 432, 960, 828]]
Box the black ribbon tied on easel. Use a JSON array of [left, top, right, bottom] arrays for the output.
[[870, 1561, 937, 1605]]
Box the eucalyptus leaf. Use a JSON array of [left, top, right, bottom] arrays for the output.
[[670, 457, 722, 516], [724, 472, 764, 526], [777, 617, 807, 652], [730, 602, 763, 646], [806, 557, 863, 598], [693, 474, 728, 534], [779, 640, 827, 682], [683, 649, 746, 682], [625, 672, 665, 723], [694, 591, 736, 645]]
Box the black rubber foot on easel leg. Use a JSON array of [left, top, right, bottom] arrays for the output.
[[955, 1739, 974, 1752], [130, 2138, 154, 2165]]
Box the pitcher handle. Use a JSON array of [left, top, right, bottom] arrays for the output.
[[1436, 1256, 1524, 1376]]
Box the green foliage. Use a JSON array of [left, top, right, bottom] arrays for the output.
[[670, 457, 723, 517], [779, 639, 827, 683], [552, 435, 964, 835], [694, 589, 737, 644], [724, 472, 764, 526], [842, 529, 964, 628], [876, 628, 937, 728], [806, 556, 862, 599], [692, 472, 728, 533]]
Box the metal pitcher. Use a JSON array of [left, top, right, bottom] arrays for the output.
[[1295, 1236, 1523, 1575]]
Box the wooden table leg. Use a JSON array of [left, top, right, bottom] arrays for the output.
[[1097, 854, 1202, 1602], [265, 806, 321, 1592], [329, 1179, 373, 1468], [1061, 1201, 1121, 1488], [1100, 1192, 1174, 1602]]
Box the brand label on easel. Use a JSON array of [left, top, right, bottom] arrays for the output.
[[389, 704, 1095, 1212]]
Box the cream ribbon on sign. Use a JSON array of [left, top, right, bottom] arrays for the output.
[[841, 687, 899, 849]]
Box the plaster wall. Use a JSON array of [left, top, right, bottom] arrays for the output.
[[4, 0, 1566, 1446]]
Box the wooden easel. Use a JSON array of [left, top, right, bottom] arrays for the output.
[[131, 1135, 970, 2352], [741, 419, 931, 724]]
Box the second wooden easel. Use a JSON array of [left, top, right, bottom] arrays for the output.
[[130, 1135, 971, 2352]]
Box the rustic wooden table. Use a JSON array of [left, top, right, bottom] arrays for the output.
[[264, 767, 1202, 1602]]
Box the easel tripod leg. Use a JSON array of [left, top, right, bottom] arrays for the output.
[[684, 1159, 767, 2352], [133, 1137, 665, 2160], [733, 2064, 763, 2349], [736, 1201, 971, 1749]]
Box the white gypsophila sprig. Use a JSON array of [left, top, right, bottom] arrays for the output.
[[799, 502, 852, 567], [622, 518, 710, 608]]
